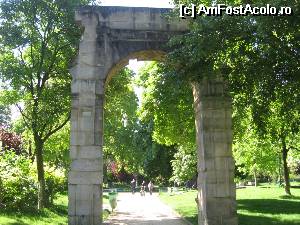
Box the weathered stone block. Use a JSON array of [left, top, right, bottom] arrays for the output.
[[202, 143, 215, 158], [69, 171, 102, 184], [215, 157, 235, 171], [79, 115, 94, 132], [203, 118, 228, 130], [68, 184, 76, 216], [71, 131, 94, 146], [214, 142, 231, 157], [76, 185, 93, 201], [72, 79, 95, 94], [212, 131, 232, 143], [206, 183, 217, 197], [216, 182, 230, 197], [205, 171, 217, 184], [223, 216, 239, 225], [70, 120, 78, 132], [78, 95, 97, 107], [94, 115, 103, 133], [93, 185, 102, 216], [71, 158, 102, 172], [204, 158, 215, 171], [76, 200, 92, 215], [94, 133, 103, 145], [79, 41, 98, 54], [70, 145, 102, 159], [206, 198, 233, 217]]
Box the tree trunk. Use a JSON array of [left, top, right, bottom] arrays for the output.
[[278, 153, 282, 186], [282, 138, 291, 195], [35, 136, 46, 209], [253, 169, 258, 187]]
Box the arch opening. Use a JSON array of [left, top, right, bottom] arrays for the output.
[[105, 50, 166, 86]]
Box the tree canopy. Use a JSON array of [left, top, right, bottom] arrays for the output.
[[0, 0, 90, 208]]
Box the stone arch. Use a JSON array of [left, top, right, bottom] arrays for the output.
[[69, 6, 237, 225]]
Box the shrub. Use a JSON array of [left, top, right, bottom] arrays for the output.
[[0, 151, 67, 210], [0, 128, 23, 154], [45, 171, 67, 205], [0, 151, 37, 211]]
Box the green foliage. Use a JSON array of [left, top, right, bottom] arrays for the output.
[[170, 145, 197, 185], [233, 110, 278, 178], [104, 68, 143, 172], [0, 151, 37, 211], [142, 142, 176, 185], [44, 123, 70, 170], [137, 62, 195, 147], [104, 67, 179, 184], [0, 0, 90, 207], [0, 104, 11, 128], [45, 171, 67, 205], [0, 150, 66, 210], [0, 0, 84, 131], [165, 0, 300, 188], [136, 62, 197, 184]]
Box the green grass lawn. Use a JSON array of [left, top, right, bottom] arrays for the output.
[[0, 194, 68, 225], [0, 194, 110, 225], [159, 185, 300, 225], [2, 186, 299, 224]]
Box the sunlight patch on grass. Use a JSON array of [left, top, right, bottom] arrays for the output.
[[159, 186, 300, 225]]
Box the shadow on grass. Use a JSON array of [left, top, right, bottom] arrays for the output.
[[238, 214, 300, 225], [184, 215, 198, 225], [279, 195, 300, 200], [238, 199, 300, 215], [49, 204, 68, 216], [5, 218, 29, 225], [0, 203, 68, 222]]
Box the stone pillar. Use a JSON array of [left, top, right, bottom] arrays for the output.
[[68, 12, 104, 225], [192, 77, 238, 225]]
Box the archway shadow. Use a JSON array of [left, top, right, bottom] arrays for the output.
[[238, 214, 300, 225], [237, 198, 300, 225], [238, 199, 300, 215]]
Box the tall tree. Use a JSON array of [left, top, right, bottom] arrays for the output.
[[136, 62, 195, 147], [135, 62, 197, 182], [226, 2, 300, 194], [167, 0, 299, 194], [0, 0, 89, 208], [104, 68, 144, 172]]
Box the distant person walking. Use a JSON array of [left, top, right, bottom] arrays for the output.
[[131, 178, 136, 194], [140, 180, 146, 196], [148, 181, 154, 195]]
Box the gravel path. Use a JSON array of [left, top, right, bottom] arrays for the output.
[[103, 192, 190, 225]]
